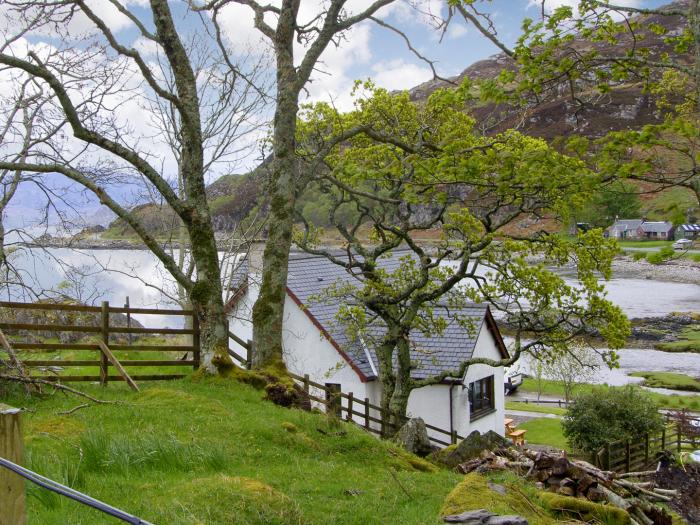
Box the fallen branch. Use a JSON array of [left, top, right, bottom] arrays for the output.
[[0, 374, 113, 405], [58, 403, 90, 415]]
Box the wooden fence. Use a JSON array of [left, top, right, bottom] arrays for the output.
[[0, 301, 199, 385], [596, 415, 700, 473], [226, 332, 463, 447]]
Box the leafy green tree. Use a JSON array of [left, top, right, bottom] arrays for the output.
[[563, 386, 664, 455], [574, 181, 642, 228], [294, 83, 629, 431]]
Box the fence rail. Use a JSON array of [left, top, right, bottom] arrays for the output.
[[225, 334, 463, 448], [596, 414, 700, 473], [0, 300, 200, 385]]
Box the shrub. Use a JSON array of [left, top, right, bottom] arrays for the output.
[[562, 386, 664, 455], [632, 251, 647, 261], [646, 252, 664, 264], [659, 246, 675, 259]]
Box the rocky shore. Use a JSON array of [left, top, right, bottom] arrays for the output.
[[613, 255, 700, 285]]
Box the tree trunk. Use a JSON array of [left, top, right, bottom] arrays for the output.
[[691, 0, 700, 109], [251, 6, 298, 370], [386, 335, 413, 433]]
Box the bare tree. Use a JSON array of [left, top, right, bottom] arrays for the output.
[[541, 344, 599, 405], [0, 1, 267, 372]]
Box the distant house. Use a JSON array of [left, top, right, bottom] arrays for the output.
[[605, 219, 643, 239], [637, 221, 674, 241], [676, 224, 700, 240], [227, 247, 509, 441], [605, 219, 675, 241]]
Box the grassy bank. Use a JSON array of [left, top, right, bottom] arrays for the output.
[[519, 378, 700, 411], [8, 378, 460, 524], [505, 401, 567, 416], [655, 327, 700, 353], [628, 372, 700, 393]]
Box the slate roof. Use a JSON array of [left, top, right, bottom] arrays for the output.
[[608, 219, 643, 233], [285, 252, 506, 382], [678, 224, 700, 232], [639, 221, 674, 233]]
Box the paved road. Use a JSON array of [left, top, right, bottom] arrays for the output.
[[622, 246, 700, 254]]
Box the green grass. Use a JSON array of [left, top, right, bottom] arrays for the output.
[[520, 378, 700, 411], [617, 240, 673, 248], [517, 418, 570, 452], [505, 401, 567, 416], [655, 327, 700, 353], [6, 378, 461, 525], [628, 371, 700, 392]]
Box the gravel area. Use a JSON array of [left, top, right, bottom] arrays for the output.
[[613, 256, 700, 285]]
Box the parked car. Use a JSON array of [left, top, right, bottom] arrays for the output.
[[672, 238, 694, 250]]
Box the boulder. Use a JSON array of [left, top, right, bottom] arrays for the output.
[[393, 417, 432, 457], [441, 430, 509, 468], [442, 509, 528, 524]]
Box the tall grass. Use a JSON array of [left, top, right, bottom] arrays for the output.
[[79, 430, 230, 475]]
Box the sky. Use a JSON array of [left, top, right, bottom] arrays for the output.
[[1, 0, 671, 226]]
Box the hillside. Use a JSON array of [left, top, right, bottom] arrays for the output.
[[12, 378, 459, 524]]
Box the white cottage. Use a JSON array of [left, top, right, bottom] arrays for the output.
[[227, 248, 509, 441]]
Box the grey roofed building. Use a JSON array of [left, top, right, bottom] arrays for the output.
[[605, 219, 643, 239], [676, 224, 700, 239], [639, 221, 674, 233], [283, 252, 508, 381]]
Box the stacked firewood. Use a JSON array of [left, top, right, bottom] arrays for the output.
[[457, 448, 678, 525]]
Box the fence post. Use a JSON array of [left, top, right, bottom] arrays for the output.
[[124, 296, 132, 345], [192, 314, 200, 370], [0, 404, 26, 525], [661, 427, 666, 451], [303, 374, 310, 396], [625, 439, 631, 473], [364, 398, 370, 430], [644, 433, 649, 466], [677, 421, 682, 453], [346, 392, 354, 422], [451, 429, 458, 445], [245, 339, 253, 370], [100, 301, 109, 386]]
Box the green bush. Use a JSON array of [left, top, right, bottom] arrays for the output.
[[659, 246, 675, 259], [632, 251, 647, 261], [562, 386, 664, 455], [646, 252, 664, 264]]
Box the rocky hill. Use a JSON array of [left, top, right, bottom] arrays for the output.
[[408, 3, 689, 140]]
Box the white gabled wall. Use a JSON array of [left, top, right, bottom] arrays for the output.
[[228, 278, 505, 441], [462, 321, 506, 436], [228, 278, 369, 416]]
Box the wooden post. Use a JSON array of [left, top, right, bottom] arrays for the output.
[[124, 296, 132, 345], [451, 429, 458, 445], [0, 404, 26, 525], [644, 433, 649, 466], [661, 428, 666, 451], [677, 422, 682, 453], [245, 339, 253, 370], [303, 374, 310, 396], [100, 301, 109, 386], [364, 398, 370, 430], [192, 314, 200, 370], [346, 392, 354, 422], [625, 439, 631, 473]]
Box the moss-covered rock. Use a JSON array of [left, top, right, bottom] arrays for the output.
[[539, 492, 630, 525], [440, 473, 558, 525]]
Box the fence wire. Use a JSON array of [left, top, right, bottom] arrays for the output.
[[0, 457, 154, 524]]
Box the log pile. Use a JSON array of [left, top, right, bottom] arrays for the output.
[[456, 449, 678, 525]]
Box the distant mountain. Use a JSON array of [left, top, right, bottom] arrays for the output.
[[408, 3, 688, 140]]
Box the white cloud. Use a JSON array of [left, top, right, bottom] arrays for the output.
[[446, 22, 468, 40], [371, 59, 432, 91]]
